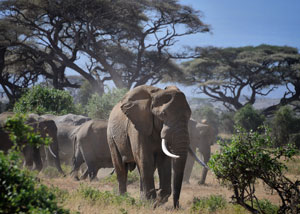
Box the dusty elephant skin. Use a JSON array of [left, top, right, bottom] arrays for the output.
[[107, 85, 192, 208], [42, 114, 91, 165], [0, 112, 64, 175], [71, 119, 113, 180], [183, 119, 216, 184]]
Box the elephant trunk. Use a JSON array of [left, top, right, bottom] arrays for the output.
[[172, 151, 187, 208]]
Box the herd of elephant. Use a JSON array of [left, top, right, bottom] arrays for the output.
[[0, 85, 216, 208]]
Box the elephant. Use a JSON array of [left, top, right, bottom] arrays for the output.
[[71, 119, 113, 180], [41, 114, 91, 164], [183, 119, 216, 184], [107, 85, 199, 208], [0, 112, 64, 175]]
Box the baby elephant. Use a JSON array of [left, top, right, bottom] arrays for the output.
[[71, 119, 113, 180]]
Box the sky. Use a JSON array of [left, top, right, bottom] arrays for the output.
[[166, 0, 300, 98]]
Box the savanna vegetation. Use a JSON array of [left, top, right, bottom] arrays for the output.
[[0, 0, 299, 213]]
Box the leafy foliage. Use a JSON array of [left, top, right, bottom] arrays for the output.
[[13, 86, 77, 115], [0, 114, 69, 214], [209, 126, 300, 213], [219, 111, 235, 134], [190, 195, 227, 213], [86, 87, 128, 119], [271, 106, 300, 147], [4, 113, 51, 149], [234, 104, 265, 132]]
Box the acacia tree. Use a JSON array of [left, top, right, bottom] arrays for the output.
[[178, 45, 300, 114], [0, 0, 209, 100]]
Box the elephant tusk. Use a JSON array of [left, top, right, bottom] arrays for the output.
[[48, 146, 57, 159], [162, 139, 180, 159], [188, 146, 209, 169]]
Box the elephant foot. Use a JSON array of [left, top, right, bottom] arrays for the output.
[[73, 175, 80, 181], [153, 189, 170, 208], [197, 180, 205, 185]]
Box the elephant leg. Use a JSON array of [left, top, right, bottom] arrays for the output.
[[183, 151, 196, 183], [71, 145, 84, 180], [132, 135, 156, 201], [48, 144, 64, 175], [22, 145, 33, 168], [79, 167, 89, 180], [155, 155, 171, 207], [32, 146, 43, 172], [108, 136, 128, 194], [198, 148, 211, 185], [88, 166, 100, 181]]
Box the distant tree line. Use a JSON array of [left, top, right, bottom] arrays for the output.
[[0, 0, 299, 120], [175, 45, 300, 116]]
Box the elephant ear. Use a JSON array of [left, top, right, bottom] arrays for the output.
[[121, 86, 159, 136]]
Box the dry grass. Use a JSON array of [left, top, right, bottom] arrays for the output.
[[39, 144, 297, 214]]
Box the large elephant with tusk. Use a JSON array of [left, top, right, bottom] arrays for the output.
[[107, 85, 202, 208]]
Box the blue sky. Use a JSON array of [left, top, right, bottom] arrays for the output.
[[178, 0, 300, 49], [169, 0, 300, 98]]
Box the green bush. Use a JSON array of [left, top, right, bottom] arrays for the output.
[[271, 106, 300, 147], [219, 111, 235, 134], [0, 151, 69, 214], [209, 126, 299, 213], [253, 199, 279, 214], [234, 104, 265, 131], [4, 113, 51, 149], [0, 114, 69, 213], [13, 85, 77, 115], [190, 195, 227, 213], [86, 87, 128, 119], [77, 80, 94, 106]]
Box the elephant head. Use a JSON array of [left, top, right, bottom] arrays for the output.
[[119, 85, 191, 208], [26, 114, 64, 175]]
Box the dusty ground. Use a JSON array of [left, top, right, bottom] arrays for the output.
[[39, 145, 300, 214]]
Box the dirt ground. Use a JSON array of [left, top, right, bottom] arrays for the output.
[[39, 145, 296, 213]]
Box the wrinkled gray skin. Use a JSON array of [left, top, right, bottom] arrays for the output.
[[107, 85, 192, 209], [41, 114, 91, 165], [71, 119, 113, 181], [0, 112, 64, 174], [183, 119, 216, 184]]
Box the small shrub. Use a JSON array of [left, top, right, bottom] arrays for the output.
[[219, 111, 235, 134], [0, 151, 69, 214], [13, 85, 77, 115], [209, 126, 299, 214], [50, 186, 70, 204], [4, 113, 51, 150], [86, 87, 128, 119], [190, 195, 227, 213], [0, 114, 69, 213], [253, 199, 279, 214], [271, 106, 300, 147], [234, 104, 265, 131]]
